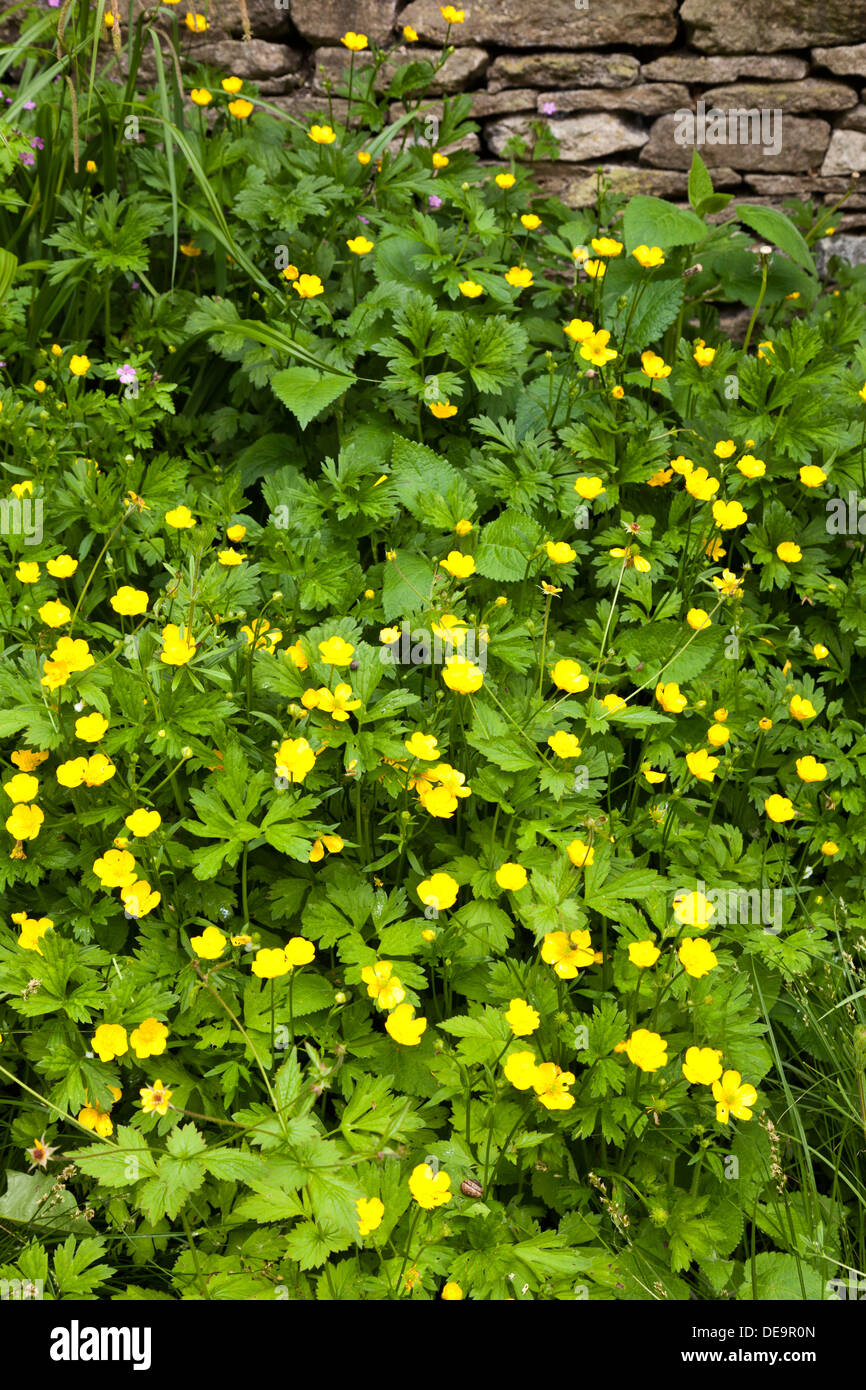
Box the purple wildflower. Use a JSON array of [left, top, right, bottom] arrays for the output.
[[23, 100, 36, 111], [541, 101, 557, 116], [428, 194, 443, 210], [31, 136, 44, 150], [116, 364, 138, 385], [19, 151, 35, 166]]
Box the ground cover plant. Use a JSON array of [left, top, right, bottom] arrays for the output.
[[1, 1, 866, 1303]]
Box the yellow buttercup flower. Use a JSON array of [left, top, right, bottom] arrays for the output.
[[228, 99, 254, 119], [16, 561, 39, 583], [125, 808, 162, 837], [340, 31, 367, 50], [110, 586, 149, 616], [640, 350, 671, 380], [165, 505, 197, 529], [361, 961, 405, 1011], [140, 1079, 173, 1116], [521, 214, 541, 230], [685, 467, 720, 501], [440, 551, 476, 578], [38, 600, 72, 628], [628, 940, 660, 968], [505, 998, 539, 1036], [496, 862, 528, 892], [789, 694, 816, 722], [682, 1046, 723, 1086], [442, 656, 483, 693], [546, 540, 576, 565], [184, 11, 208, 31], [713, 500, 748, 529], [541, 928, 597, 979], [504, 1050, 540, 1090], [591, 236, 622, 257], [432, 152, 450, 169], [765, 793, 795, 823], [46, 554, 78, 578], [190, 88, 212, 105], [533, 1062, 575, 1110], [547, 730, 581, 758], [656, 681, 686, 714], [385, 1002, 427, 1046], [564, 318, 594, 344], [404, 732, 440, 761], [495, 173, 516, 190], [693, 343, 715, 366], [580, 329, 617, 366], [294, 273, 325, 299], [221, 76, 243, 93], [458, 280, 484, 298], [130, 1018, 169, 1059], [678, 936, 718, 979], [92, 1024, 128, 1063], [737, 454, 765, 478], [69, 354, 90, 376], [574, 475, 605, 499], [318, 635, 355, 666], [409, 1161, 452, 1209], [795, 755, 826, 782], [799, 465, 826, 487], [566, 838, 594, 868], [441, 1281, 463, 1300], [632, 244, 665, 268], [686, 608, 712, 631], [620, 1029, 668, 1072], [686, 749, 719, 782], [440, 5, 465, 23], [776, 541, 802, 563], [505, 266, 533, 289], [347, 235, 374, 255], [3, 773, 40, 804], [356, 1197, 384, 1236], [713, 439, 736, 459], [551, 659, 588, 693], [275, 737, 316, 783], [75, 712, 109, 742], [712, 1070, 757, 1124], [417, 872, 459, 911]]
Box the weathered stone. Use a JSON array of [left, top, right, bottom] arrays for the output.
[[268, 92, 351, 124], [641, 53, 809, 82], [816, 234, 866, 273], [701, 80, 858, 114], [682, 0, 866, 54], [812, 43, 866, 76], [188, 0, 294, 40], [821, 129, 866, 175], [187, 39, 303, 80], [840, 106, 866, 133], [399, 0, 677, 50], [390, 92, 536, 124], [641, 112, 831, 172], [486, 113, 648, 162], [531, 161, 741, 205], [470, 89, 538, 118], [538, 83, 690, 117], [312, 44, 488, 95], [290, 0, 399, 47], [745, 173, 857, 197], [488, 52, 640, 90]]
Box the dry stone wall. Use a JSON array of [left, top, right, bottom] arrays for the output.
[[115, 0, 866, 237]]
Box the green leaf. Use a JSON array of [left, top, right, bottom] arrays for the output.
[[623, 196, 707, 251], [270, 367, 355, 429], [687, 150, 714, 216], [734, 204, 816, 273]]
